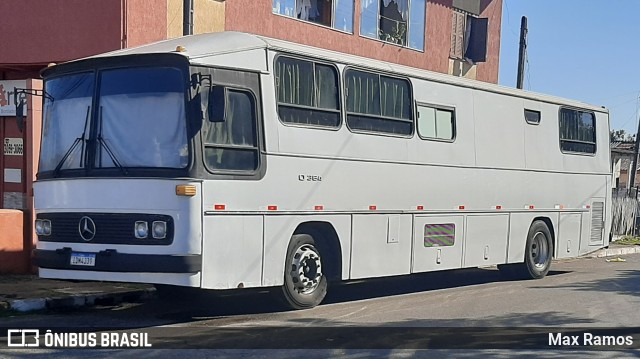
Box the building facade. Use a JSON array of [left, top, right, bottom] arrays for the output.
[[1, 0, 502, 82], [0, 0, 502, 272]]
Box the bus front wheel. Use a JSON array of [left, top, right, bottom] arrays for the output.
[[281, 234, 327, 310]]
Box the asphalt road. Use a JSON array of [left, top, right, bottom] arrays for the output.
[[2, 253, 640, 358]]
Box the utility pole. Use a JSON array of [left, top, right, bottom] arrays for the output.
[[629, 97, 640, 194], [183, 0, 194, 36], [516, 16, 528, 90]]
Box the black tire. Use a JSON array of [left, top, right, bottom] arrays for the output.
[[499, 221, 553, 280], [281, 234, 327, 310]]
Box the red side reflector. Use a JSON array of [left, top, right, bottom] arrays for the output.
[[586, 205, 591, 209], [495, 205, 502, 210], [314, 205, 324, 210], [529, 205, 535, 209], [369, 205, 377, 210], [268, 205, 278, 211], [214, 204, 226, 210], [458, 205, 465, 210], [417, 205, 424, 210]]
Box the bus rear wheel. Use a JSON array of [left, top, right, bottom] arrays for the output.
[[499, 220, 553, 279], [281, 234, 327, 310]]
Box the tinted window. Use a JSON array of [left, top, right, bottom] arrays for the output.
[[524, 109, 541, 125], [203, 90, 259, 171], [345, 69, 412, 136], [275, 57, 340, 128], [559, 108, 596, 154]]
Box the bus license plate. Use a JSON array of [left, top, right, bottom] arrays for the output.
[[70, 252, 96, 267]]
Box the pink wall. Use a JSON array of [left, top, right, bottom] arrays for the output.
[[226, 0, 501, 83], [476, 0, 502, 83], [125, 0, 168, 48]]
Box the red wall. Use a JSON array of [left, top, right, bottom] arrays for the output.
[[476, 0, 502, 83], [0, 0, 168, 70], [225, 0, 501, 83], [0, 0, 123, 65]]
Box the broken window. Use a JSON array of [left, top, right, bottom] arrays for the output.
[[450, 9, 488, 63], [273, 0, 354, 33], [360, 0, 426, 51]]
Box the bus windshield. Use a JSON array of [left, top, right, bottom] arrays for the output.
[[40, 67, 189, 175]]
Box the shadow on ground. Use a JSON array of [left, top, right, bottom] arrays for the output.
[[99, 267, 572, 324]]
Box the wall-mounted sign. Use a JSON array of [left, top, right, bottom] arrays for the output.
[[4, 138, 24, 156], [0, 80, 28, 117], [4, 168, 22, 183]]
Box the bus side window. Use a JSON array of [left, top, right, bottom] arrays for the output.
[[345, 69, 412, 136], [416, 104, 455, 141], [203, 89, 259, 172], [275, 56, 341, 128]]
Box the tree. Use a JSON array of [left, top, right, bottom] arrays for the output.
[[611, 129, 635, 142]]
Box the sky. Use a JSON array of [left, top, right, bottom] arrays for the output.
[[498, 0, 640, 135]]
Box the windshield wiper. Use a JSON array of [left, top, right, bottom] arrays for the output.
[[52, 106, 91, 177], [97, 106, 128, 175]]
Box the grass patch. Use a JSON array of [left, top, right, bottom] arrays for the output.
[[614, 236, 640, 245]]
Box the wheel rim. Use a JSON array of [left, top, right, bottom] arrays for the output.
[[529, 231, 550, 268], [290, 244, 323, 294]]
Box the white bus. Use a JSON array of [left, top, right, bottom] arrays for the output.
[[33, 31, 611, 309]]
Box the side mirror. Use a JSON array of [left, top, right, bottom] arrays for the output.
[[208, 86, 226, 123], [15, 98, 25, 132]]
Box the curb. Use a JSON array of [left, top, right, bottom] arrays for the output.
[[584, 246, 640, 258], [3, 288, 156, 313]]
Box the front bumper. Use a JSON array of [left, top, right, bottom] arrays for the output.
[[34, 248, 202, 273]]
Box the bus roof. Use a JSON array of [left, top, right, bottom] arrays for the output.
[[86, 31, 607, 113]]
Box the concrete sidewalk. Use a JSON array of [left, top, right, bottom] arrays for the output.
[[1, 243, 638, 314], [0, 275, 154, 313]]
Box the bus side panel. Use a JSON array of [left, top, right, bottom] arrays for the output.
[[349, 214, 412, 280], [579, 197, 607, 256], [412, 215, 464, 273], [201, 215, 264, 290], [557, 212, 582, 259], [262, 215, 352, 287], [463, 214, 509, 267]]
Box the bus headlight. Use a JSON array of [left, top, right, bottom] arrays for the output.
[[35, 219, 52, 236], [135, 221, 149, 239], [43, 220, 52, 235], [152, 221, 167, 239]]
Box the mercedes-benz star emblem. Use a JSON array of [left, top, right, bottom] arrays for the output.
[[78, 216, 96, 241]]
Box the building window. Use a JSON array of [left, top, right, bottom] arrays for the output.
[[450, 9, 488, 63], [450, 10, 466, 59], [275, 56, 341, 128], [345, 69, 412, 136], [559, 108, 596, 154], [524, 109, 541, 125], [273, 0, 354, 33], [360, 0, 426, 51], [417, 104, 455, 141]]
